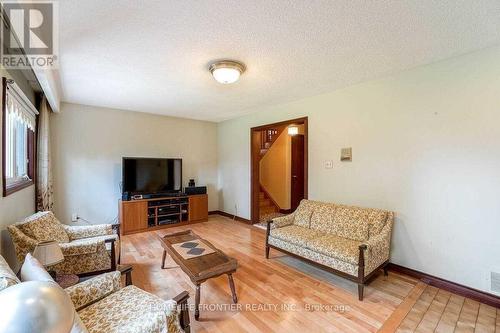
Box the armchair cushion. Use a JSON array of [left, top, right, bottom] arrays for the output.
[[60, 235, 117, 257], [60, 238, 106, 257], [18, 211, 69, 243], [78, 285, 183, 333], [270, 225, 321, 247], [0, 255, 20, 292], [65, 271, 121, 311], [306, 234, 361, 265], [64, 224, 113, 241]]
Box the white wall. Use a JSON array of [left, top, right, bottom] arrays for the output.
[[217, 45, 500, 294], [0, 69, 36, 266], [51, 103, 218, 225]]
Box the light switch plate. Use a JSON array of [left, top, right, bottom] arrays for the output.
[[324, 160, 333, 169]]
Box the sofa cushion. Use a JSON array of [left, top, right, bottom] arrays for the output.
[[0, 255, 20, 292], [306, 235, 361, 265], [331, 205, 369, 241], [293, 200, 316, 228], [78, 286, 182, 333], [270, 225, 321, 247], [310, 202, 337, 233], [18, 211, 69, 243]]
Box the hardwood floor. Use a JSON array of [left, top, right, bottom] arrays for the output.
[[120, 215, 498, 333]]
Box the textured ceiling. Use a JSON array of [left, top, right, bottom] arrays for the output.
[[59, 0, 500, 122]]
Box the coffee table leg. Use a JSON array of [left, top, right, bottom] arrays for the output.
[[228, 274, 238, 304], [195, 284, 200, 320], [161, 250, 167, 269]]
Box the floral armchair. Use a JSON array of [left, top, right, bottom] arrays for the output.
[[7, 211, 120, 276], [66, 271, 190, 333]]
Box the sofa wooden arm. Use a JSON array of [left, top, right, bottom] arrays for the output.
[[105, 238, 117, 271], [173, 290, 190, 333]]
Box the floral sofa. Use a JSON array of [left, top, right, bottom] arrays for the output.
[[7, 211, 119, 275], [0, 254, 190, 333], [265, 199, 394, 300]]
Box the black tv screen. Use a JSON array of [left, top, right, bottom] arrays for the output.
[[122, 158, 182, 194]]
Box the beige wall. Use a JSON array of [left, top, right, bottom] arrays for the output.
[[51, 103, 218, 225], [218, 45, 500, 294], [0, 69, 37, 266], [259, 130, 291, 209]]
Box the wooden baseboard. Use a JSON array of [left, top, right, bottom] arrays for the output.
[[209, 210, 252, 224], [388, 263, 500, 308]]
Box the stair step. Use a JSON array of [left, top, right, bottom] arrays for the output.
[[260, 206, 278, 214]]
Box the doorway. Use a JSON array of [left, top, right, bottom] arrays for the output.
[[250, 117, 308, 224]]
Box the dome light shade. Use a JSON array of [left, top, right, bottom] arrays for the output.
[[209, 60, 246, 84]]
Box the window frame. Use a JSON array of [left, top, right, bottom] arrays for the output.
[[2, 77, 36, 197]]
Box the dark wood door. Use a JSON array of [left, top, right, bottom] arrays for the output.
[[291, 134, 305, 211]]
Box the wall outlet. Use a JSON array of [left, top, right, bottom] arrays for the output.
[[71, 213, 79, 222], [324, 160, 333, 169]]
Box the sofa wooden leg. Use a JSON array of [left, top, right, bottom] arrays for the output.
[[265, 245, 270, 259], [383, 265, 389, 277], [358, 284, 364, 301]]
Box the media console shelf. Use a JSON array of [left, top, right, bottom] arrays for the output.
[[119, 194, 208, 235]]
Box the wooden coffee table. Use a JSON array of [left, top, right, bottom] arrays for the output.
[[159, 230, 238, 320]]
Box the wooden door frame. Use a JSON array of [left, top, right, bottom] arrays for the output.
[[250, 117, 308, 224]]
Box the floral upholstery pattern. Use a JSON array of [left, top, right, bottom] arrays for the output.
[[17, 211, 69, 243], [268, 236, 358, 276], [64, 224, 113, 241], [268, 199, 394, 278], [52, 250, 112, 275], [331, 205, 370, 241], [270, 213, 295, 229], [363, 215, 393, 275], [7, 224, 38, 264], [293, 199, 316, 228], [66, 271, 121, 310], [306, 234, 361, 265], [270, 225, 321, 247], [0, 255, 20, 292], [78, 285, 183, 333], [8, 211, 119, 275], [365, 208, 388, 237]]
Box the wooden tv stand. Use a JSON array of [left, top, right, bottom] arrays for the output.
[[119, 194, 208, 235]]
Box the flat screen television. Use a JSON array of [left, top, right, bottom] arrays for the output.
[[122, 157, 182, 195]]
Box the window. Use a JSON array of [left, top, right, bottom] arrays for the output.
[[2, 78, 38, 196]]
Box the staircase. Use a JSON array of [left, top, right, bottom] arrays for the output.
[[259, 188, 279, 216], [259, 127, 285, 160]]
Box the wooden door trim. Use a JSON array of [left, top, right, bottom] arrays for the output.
[[250, 117, 308, 224]]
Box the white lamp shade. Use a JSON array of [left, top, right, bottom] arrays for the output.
[[33, 241, 64, 267], [0, 281, 75, 333]]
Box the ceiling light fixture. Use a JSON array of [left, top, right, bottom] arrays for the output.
[[209, 60, 246, 84], [288, 126, 299, 136]]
